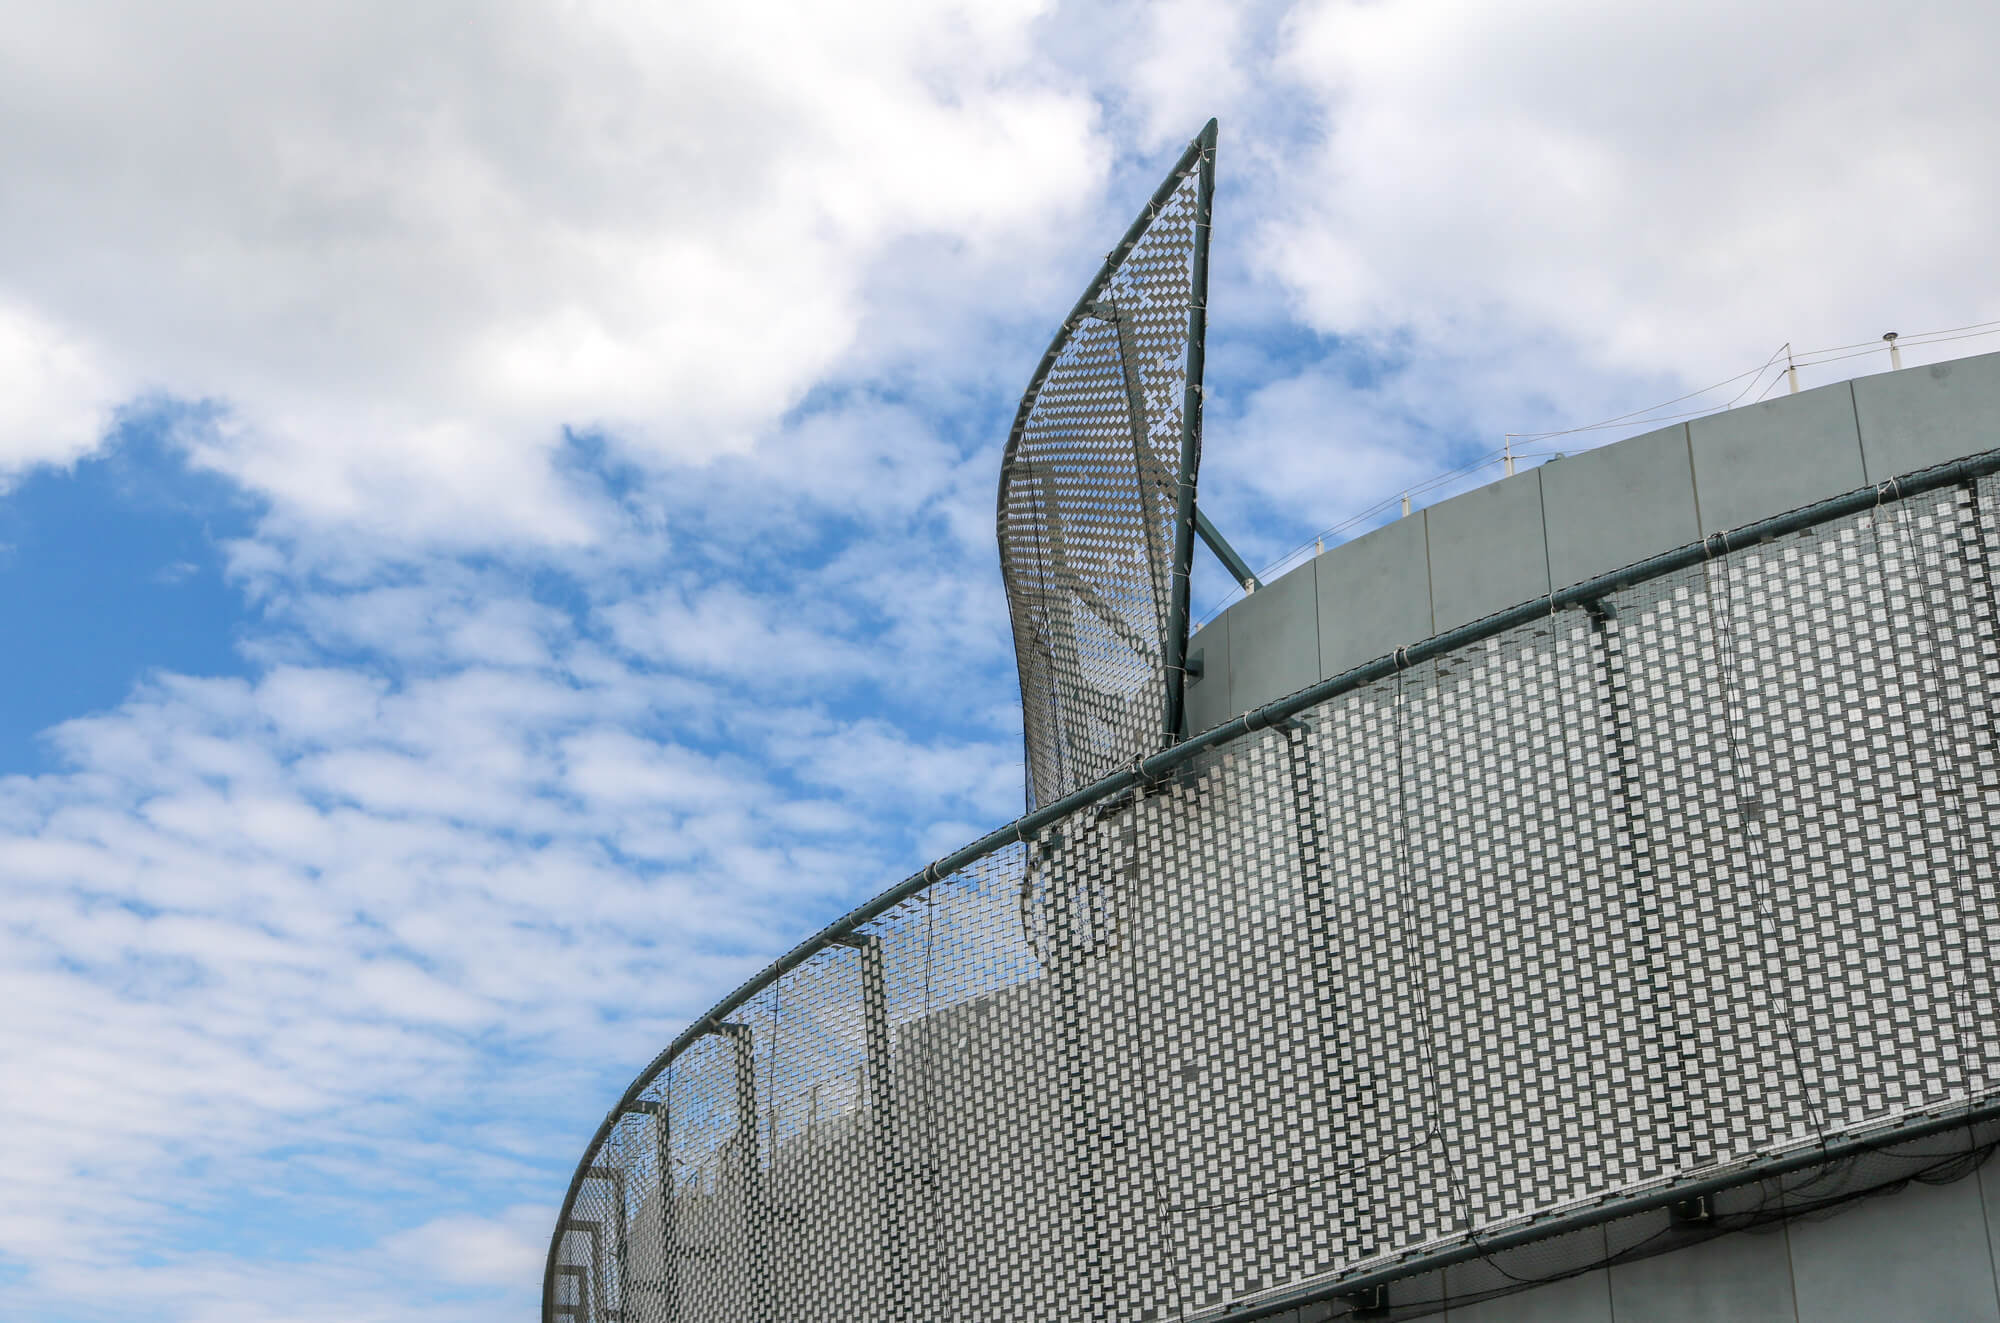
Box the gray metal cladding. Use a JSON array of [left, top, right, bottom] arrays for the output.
[[546, 462, 2000, 1322], [998, 125, 1213, 810]]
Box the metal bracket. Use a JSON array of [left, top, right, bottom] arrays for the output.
[[1345, 1283, 1389, 1317], [1194, 506, 1262, 592]]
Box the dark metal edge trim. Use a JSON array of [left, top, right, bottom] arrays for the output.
[[1162, 118, 1217, 741]]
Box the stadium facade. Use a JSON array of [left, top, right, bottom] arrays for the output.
[[545, 124, 2000, 1321]]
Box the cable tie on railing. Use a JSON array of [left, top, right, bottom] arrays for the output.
[[1876, 476, 1904, 507], [1704, 530, 1731, 559], [1394, 645, 1412, 671], [1130, 751, 1168, 790]]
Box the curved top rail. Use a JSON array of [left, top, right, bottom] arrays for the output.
[[543, 442, 2000, 1320], [990, 118, 1215, 535]]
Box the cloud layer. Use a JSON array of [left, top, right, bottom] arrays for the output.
[[0, 0, 1107, 540]]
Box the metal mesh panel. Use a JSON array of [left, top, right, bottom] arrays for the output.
[[998, 129, 1212, 810], [549, 468, 2000, 1322]]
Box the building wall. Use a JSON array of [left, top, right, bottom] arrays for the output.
[[553, 350, 2000, 1323], [1186, 350, 2000, 735], [1247, 1154, 2000, 1323]]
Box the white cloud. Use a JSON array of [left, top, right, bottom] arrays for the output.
[[382, 1204, 550, 1290], [0, 0, 1108, 543], [0, 299, 111, 475], [1265, 0, 2000, 383]]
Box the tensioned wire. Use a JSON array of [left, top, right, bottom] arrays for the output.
[[543, 441, 2000, 1321]]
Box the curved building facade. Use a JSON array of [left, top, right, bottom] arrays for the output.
[[545, 348, 2000, 1322], [543, 131, 2000, 1322]]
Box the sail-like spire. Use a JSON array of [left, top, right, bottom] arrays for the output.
[[996, 119, 1216, 809]]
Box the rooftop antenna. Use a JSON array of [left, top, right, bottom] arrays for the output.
[[1785, 343, 1799, 393], [1884, 331, 1903, 371]]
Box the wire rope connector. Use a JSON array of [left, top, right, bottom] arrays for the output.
[[1128, 751, 1168, 792], [1580, 597, 1620, 631]]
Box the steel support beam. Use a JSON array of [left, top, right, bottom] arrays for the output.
[[1194, 506, 1261, 592]]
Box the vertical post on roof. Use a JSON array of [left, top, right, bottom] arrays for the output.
[[831, 932, 900, 1322], [715, 1022, 764, 1323], [624, 1099, 676, 1320], [1162, 117, 1218, 742]]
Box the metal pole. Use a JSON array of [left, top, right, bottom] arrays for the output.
[[624, 1100, 676, 1321], [582, 1166, 627, 1322], [715, 1023, 764, 1322], [830, 933, 900, 1321], [1102, 302, 1177, 634], [1162, 118, 1218, 742]]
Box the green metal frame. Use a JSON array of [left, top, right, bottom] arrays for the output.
[[1160, 118, 1218, 742]]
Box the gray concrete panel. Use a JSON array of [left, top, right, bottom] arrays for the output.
[[1788, 1165, 2000, 1323], [1687, 381, 1866, 534], [1225, 560, 1321, 714], [1315, 513, 1435, 680], [1983, 1156, 2000, 1313], [1540, 424, 1701, 590], [1444, 1261, 1611, 1322], [1182, 616, 1232, 736], [1607, 1226, 1799, 1323], [1423, 469, 1552, 634], [1853, 350, 2000, 482]]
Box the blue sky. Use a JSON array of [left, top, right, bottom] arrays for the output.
[[3, 1, 1997, 1318]]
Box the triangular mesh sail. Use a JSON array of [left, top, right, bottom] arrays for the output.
[[998, 121, 1215, 809]]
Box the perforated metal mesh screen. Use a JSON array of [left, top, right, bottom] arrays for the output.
[[548, 472, 2000, 1323], [998, 135, 1210, 810]]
